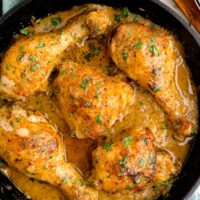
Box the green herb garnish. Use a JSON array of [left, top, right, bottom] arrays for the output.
[[103, 142, 114, 152], [115, 15, 122, 22], [36, 41, 45, 48], [95, 113, 102, 125], [122, 7, 129, 17], [133, 15, 140, 22], [17, 45, 25, 61], [153, 85, 161, 93], [119, 156, 128, 167], [123, 136, 134, 148], [135, 40, 143, 49], [84, 53, 92, 62], [80, 77, 90, 91], [51, 17, 62, 26], [30, 64, 39, 71], [122, 52, 129, 61], [149, 44, 159, 56], [93, 47, 100, 55], [68, 130, 76, 137], [20, 28, 29, 36]]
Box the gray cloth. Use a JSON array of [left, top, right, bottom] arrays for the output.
[[1, 0, 200, 199]]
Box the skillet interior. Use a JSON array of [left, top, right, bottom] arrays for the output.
[[0, 0, 200, 199]]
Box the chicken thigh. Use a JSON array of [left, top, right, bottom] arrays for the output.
[[53, 60, 134, 139], [0, 105, 98, 200], [0, 5, 114, 100], [109, 23, 197, 139], [89, 128, 178, 194]]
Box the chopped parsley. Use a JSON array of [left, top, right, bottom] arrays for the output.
[[138, 158, 145, 167], [161, 124, 168, 130], [141, 137, 149, 145], [125, 184, 132, 190], [119, 155, 128, 167], [51, 17, 62, 26], [95, 83, 100, 89], [122, 52, 129, 61], [84, 53, 92, 62], [150, 35, 156, 42], [61, 176, 72, 184], [20, 28, 29, 36], [115, 15, 122, 22], [77, 179, 88, 187], [29, 55, 36, 62], [68, 130, 76, 137], [21, 68, 27, 78], [133, 15, 140, 22], [17, 45, 25, 61], [36, 41, 45, 48], [21, 141, 27, 147], [123, 136, 134, 148], [87, 102, 93, 108], [30, 64, 39, 71], [153, 180, 173, 189], [134, 177, 141, 184], [149, 44, 159, 56], [80, 77, 90, 91], [191, 129, 198, 136], [121, 7, 130, 17], [103, 141, 114, 152], [94, 92, 99, 99], [5, 64, 9, 71], [152, 67, 161, 75], [135, 40, 143, 49], [153, 85, 161, 93], [95, 113, 102, 125], [93, 47, 100, 55]]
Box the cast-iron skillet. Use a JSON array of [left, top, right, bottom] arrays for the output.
[[0, 0, 200, 199]]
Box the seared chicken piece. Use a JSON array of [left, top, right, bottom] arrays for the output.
[[0, 6, 114, 100], [109, 23, 197, 139], [53, 60, 134, 139], [89, 128, 178, 194], [0, 105, 98, 200]]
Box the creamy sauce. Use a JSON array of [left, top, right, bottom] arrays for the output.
[[0, 5, 197, 200]]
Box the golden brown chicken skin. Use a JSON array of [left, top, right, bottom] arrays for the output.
[[0, 6, 115, 100], [109, 23, 197, 139], [89, 128, 178, 194], [0, 105, 98, 200], [53, 60, 134, 139]]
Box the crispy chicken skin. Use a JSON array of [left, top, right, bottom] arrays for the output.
[[89, 128, 178, 194], [53, 60, 134, 139], [0, 105, 98, 200], [0, 6, 114, 100], [109, 23, 197, 139]]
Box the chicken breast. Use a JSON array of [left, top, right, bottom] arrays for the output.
[[0, 105, 98, 200], [53, 60, 134, 139], [89, 128, 178, 194], [0, 6, 114, 100], [109, 23, 198, 140]]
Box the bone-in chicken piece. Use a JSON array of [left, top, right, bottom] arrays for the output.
[[0, 6, 114, 100], [0, 105, 98, 200], [109, 23, 197, 139], [53, 60, 134, 139], [89, 128, 178, 194]]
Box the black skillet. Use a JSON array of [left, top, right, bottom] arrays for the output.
[[0, 0, 200, 199]]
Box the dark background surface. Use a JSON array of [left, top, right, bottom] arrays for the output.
[[0, 0, 200, 199]]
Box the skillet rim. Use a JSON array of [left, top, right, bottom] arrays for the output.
[[0, 0, 200, 199]]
